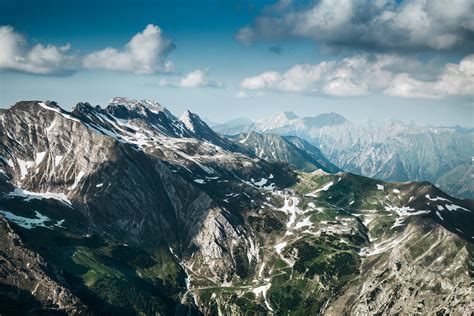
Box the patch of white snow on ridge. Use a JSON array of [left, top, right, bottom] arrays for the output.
[[180, 111, 195, 133], [274, 242, 287, 254], [69, 171, 85, 190], [17, 159, 34, 179], [252, 283, 273, 311], [376, 184, 384, 190], [194, 179, 205, 184], [8, 188, 72, 206], [385, 205, 430, 229], [252, 177, 268, 186], [38, 102, 81, 123], [0, 210, 65, 230], [445, 204, 470, 212], [306, 181, 334, 197], [96, 183, 103, 188], [425, 194, 451, 202], [392, 189, 400, 194], [35, 152, 46, 165], [294, 216, 312, 229], [279, 197, 301, 228], [54, 155, 64, 167]]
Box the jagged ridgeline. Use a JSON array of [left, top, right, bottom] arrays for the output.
[[0, 98, 472, 315], [215, 111, 474, 200]]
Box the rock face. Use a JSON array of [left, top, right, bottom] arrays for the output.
[[0, 98, 473, 315], [231, 132, 340, 173], [436, 161, 474, 200], [215, 112, 474, 199], [325, 221, 473, 314], [0, 218, 87, 314]]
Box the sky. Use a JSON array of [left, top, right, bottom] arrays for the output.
[[0, 0, 473, 126]]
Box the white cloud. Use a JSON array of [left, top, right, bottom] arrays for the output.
[[241, 54, 402, 96], [159, 69, 223, 88], [180, 69, 209, 88], [83, 24, 175, 74], [241, 53, 474, 99], [0, 25, 77, 74], [237, 0, 474, 52], [386, 54, 474, 98]]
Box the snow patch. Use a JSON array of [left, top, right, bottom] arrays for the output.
[[425, 194, 451, 202], [0, 210, 65, 230], [445, 204, 470, 212], [274, 242, 287, 254], [38, 102, 81, 123], [252, 283, 273, 312], [306, 181, 334, 197], [54, 155, 63, 167], [69, 171, 85, 190], [7, 188, 72, 206], [17, 159, 34, 179], [35, 152, 46, 165]]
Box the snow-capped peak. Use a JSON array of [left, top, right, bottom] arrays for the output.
[[180, 110, 197, 132], [108, 97, 168, 116], [256, 111, 299, 131]]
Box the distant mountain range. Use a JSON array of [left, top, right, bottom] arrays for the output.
[[215, 111, 474, 199], [0, 98, 472, 314]]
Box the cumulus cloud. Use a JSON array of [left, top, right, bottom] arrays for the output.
[[236, 0, 474, 52], [159, 69, 223, 88], [83, 24, 175, 74], [241, 54, 405, 96], [0, 25, 78, 75], [240, 54, 474, 98], [386, 54, 474, 98], [0, 24, 176, 75]]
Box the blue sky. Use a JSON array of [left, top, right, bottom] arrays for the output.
[[0, 0, 473, 126]]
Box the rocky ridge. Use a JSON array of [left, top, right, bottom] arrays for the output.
[[0, 98, 472, 314]]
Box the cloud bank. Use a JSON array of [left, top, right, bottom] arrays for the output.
[[237, 0, 474, 52], [239, 54, 474, 98], [0, 24, 175, 75], [83, 24, 175, 74], [0, 26, 77, 75], [159, 69, 223, 88]]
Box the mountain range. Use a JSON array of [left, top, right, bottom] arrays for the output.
[[214, 111, 474, 199], [0, 98, 472, 315]]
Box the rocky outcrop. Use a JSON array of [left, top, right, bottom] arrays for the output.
[[0, 218, 87, 314]]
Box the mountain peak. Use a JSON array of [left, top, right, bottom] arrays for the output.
[[108, 97, 167, 115], [282, 111, 298, 120], [180, 110, 202, 133]]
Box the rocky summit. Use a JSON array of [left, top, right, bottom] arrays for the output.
[[0, 98, 473, 315]]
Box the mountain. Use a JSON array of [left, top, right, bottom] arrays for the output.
[[0, 99, 472, 314], [230, 132, 340, 173], [436, 160, 474, 199], [215, 112, 474, 199]]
